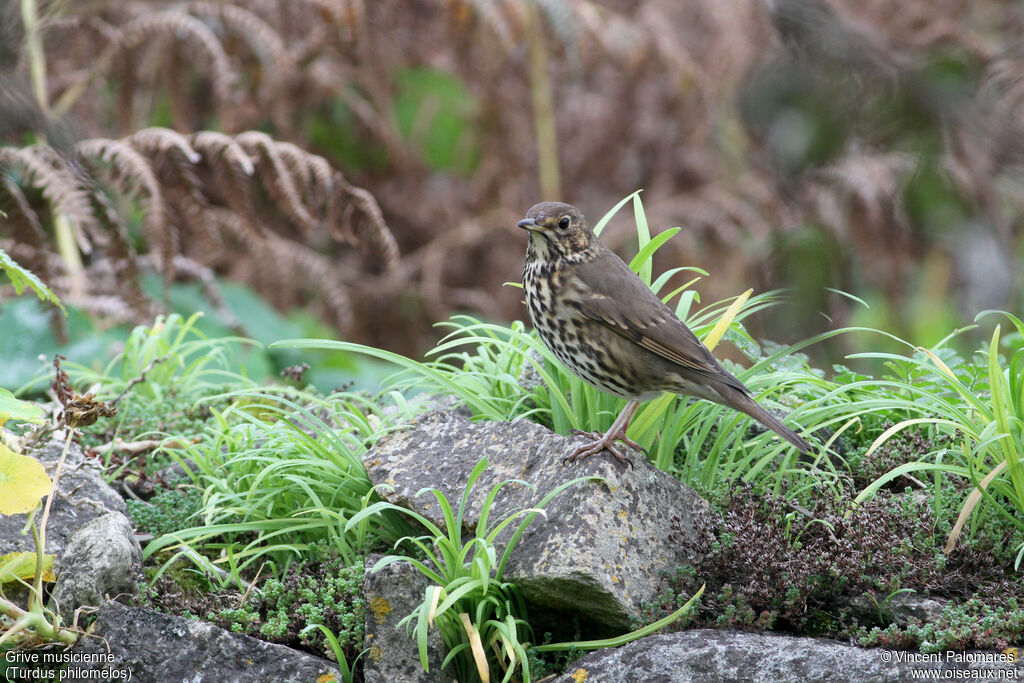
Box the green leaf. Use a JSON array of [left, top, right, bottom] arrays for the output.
[[593, 191, 641, 236], [632, 194, 653, 285], [703, 289, 752, 351], [0, 389, 45, 426], [0, 247, 65, 314], [536, 584, 705, 651], [629, 227, 681, 276], [0, 551, 56, 584]]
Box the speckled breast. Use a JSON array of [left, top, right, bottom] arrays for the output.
[[522, 259, 637, 400]]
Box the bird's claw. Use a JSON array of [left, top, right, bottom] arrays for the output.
[[569, 429, 647, 459], [564, 432, 636, 467]]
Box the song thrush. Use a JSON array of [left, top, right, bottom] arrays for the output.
[[519, 201, 812, 464]]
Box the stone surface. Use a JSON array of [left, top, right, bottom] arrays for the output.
[[379, 392, 470, 421], [552, 630, 1024, 683], [516, 348, 547, 393], [0, 437, 126, 558], [840, 592, 946, 628], [888, 593, 946, 625], [363, 554, 449, 683], [154, 459, 196, 484], [363, 410, 713, 632], [68, 600, 341, 683], [49, 512, 142, 621]]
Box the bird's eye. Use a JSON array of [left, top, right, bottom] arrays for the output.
[[558, 216, 571, 230]]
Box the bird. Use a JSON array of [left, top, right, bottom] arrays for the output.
[[518, 201, 812, 465]]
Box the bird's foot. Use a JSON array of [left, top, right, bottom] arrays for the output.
[[570, 429, 648, 456], [565, 429, 641, 466]]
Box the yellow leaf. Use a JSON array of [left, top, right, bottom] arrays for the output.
[[703, 289, 752, 351], [0, 551, 56, 584], [459, 612, 489, 683], [944, 461, 1008, 554], [426, 585, 442, 627], [918, 347, 956, 379], [0, 439, 52, 515]]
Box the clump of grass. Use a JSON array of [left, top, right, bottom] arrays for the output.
[[42, 312, 259, 403], [845, 313, 1024, 559], [348, 457, 586, 683], [143, 388, 422, 581], [28, 313, 261, 488]]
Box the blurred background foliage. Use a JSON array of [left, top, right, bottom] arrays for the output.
[[2, 0, 1024, 387]]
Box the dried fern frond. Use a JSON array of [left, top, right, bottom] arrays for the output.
[[0, 146, 98, 243], [236, 131, 321, 234], [76, 138, 168, 272], [210, 207, 353, 329], [329, 174, 400, 269], [0, 176, 47, 247], [189, 130, 260, 237], [0, 177, 55, 290], [2, 126, 397, 332], [806, 152, 914, 235], [53, 11, 236, 122]]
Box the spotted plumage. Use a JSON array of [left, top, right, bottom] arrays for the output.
[[519, 201, 812, 464]]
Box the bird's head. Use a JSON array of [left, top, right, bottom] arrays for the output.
[[518, 202, 596, 261]]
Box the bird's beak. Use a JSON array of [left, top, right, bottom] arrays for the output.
[[518, 218, 542, 232]]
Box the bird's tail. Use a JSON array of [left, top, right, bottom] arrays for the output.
[[717, 386, 812, 454]]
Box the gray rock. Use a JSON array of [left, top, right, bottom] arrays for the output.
[[0, 437, 126, 558], [379, 392, 470, 421], [888, 593, 945, 625], [840, 592, 946, 628], [363, 554, 450, 683], [67, 600, 341, 683], [363, 410, 713, 633], [551, 630, 1023, 683], [49, 512, 142, 622], [516, 348, 547, 393], [154, 459, 196, 484]]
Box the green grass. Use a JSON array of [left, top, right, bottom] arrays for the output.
[[348, 458, 583, 682], [840, 312, 1024, 561], [65, 311, 260, 402], [143, 388, 422, 580]]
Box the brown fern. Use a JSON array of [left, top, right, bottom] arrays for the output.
[[2, 126, 397, 333]]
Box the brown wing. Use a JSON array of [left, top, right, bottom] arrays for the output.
[[570, 248, 748, 394]]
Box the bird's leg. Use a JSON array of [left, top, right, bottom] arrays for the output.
[[565, 400, 643, 466], [571, 400, 647, 453]]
